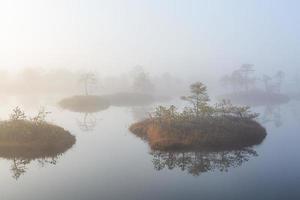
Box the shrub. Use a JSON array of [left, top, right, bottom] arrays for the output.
[[10, 107, 26, 121]]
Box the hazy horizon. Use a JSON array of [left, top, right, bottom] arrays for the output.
[[0, 0, 299, 78]]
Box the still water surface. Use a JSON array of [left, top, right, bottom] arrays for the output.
[[0, 95, 299, 200]]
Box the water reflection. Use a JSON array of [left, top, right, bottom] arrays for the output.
[[9, 156, 60, 180], [58, 96, 109, 131], [151, 148, 258, 176], [1, 149, 73, 180], [255, 101, 300, 127], [131, 106, 152, 121], [77, 113, 98, 132], [220, 65, 289, 107], [103, 92, 156, 107], [0, 119, 76, 179], [260, 105, 282, 127]]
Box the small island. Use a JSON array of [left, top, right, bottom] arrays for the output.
[[0, 107, 76, 179], [58, 72, 157, 112], [0, 107, 76, 158], [130, 82, 266, 151], [59, 95, 110, 113], [219, 64, 290, 106], [58, 73, 110, 113]]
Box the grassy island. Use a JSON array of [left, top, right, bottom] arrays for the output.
[[0, 107, 76, 159], [59, 95, 110, 113], [130, 82, 266, 151]]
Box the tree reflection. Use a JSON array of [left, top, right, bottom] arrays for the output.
[[77, 113, 97, 132], [260, 105, 282, 127], [10, 157, 59, 180], [6, 154, 67, 180], [59, 96, 109, 132], [11, 158, 30, 180], [150, 148, 258, 176]]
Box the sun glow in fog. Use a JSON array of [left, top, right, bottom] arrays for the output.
[[0, 0, 299, 78]]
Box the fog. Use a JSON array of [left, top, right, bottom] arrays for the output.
[[0, 1, 300, 200], [0, 0, 299, 85]]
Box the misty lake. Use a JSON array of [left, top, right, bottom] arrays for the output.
[[0, 95, 299, 200]]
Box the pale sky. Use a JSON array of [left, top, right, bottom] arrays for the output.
[[0, 0, 299, 77]]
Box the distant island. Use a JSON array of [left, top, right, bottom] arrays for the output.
[[59, 95, 110, 113], [59, 91, 171, 113], [58, 70, 170, 112], [130, 82, 266, 151], [219, 64, 290, 106]]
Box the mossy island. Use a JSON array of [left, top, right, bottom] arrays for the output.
[[0, 107, 76, 159], [130, 82, 266, 151], [58, 95, 110, 113]]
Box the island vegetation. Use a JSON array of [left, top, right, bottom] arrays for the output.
[[220, 64, 289, 106], [58, 72, 111, 113], [58, 70, 159, 110], [0, 107, 76, 179], [59, 95, 110, 113], [130, 82, 266, 151], [0, 107, 76, 158]]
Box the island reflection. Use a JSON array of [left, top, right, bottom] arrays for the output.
[[150, 148, 258, 176], [5, 155, 65, 180], [0, 107, 76, 179]]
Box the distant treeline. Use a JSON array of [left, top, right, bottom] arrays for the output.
[[0, 67, 186, 97]]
